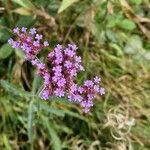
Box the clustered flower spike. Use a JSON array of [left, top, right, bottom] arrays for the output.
[[8, 27, 49, 60], [8, 27, 105, 113]]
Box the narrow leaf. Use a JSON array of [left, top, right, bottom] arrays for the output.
[[13, 7, 32, 15], [11, 0, 35, 9], [39, 101, 65, 117], [0, 79, 31, 98], [130, 0, 142, 5], [27, 100, 34, 143], [64, 110, 86, 120], [3, 134, 11, 150], [58, 0, 79, 13], [43, 117, 61, 150], [109, 43, 124, 57], [32, 74, 41, 95]]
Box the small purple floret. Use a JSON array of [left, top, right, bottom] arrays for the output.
[[29, 28, 36, 35], [13, 27, 19, 34]]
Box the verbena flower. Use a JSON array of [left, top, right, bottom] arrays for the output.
[[8, 27, 105, 113], [8, 27, 49, 60]]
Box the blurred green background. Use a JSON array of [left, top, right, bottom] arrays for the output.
[[0, 0, 150, 149]]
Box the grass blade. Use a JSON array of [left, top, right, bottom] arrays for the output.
[[39, 101, 65, 117], [58, 0, 79, 13], [27, 100, 34, 143], [3, 134, 12, 150], [0, 79, 31, 98], [11, 0, 35, 9], [43, 117, 61, 150]]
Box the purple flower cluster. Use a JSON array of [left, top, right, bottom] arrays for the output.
[[8, 27, 49, 60], [8, 27, 105, 113]]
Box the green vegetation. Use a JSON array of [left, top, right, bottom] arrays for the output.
[[0, 0, 150, 149]]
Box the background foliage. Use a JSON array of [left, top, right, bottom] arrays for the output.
[[0, 0, 150, 149]]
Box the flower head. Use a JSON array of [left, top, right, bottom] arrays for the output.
[[8, 27, 105, 113], [8, 27, 49, 60]]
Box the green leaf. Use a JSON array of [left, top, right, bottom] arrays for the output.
[[64, 110, 86, 120], [11, 0, 35, 9], [15, 48, 24, 59], [105, 30, 118, 43], [58, 0, 79, 13], [13, 7, 32, 15], [109, 43, 124, 57], [0, 29, 12, 42], [16, 16, 35, 27], [0, 17, 7, 26], [56, 125, 73, 134], [39, 101, 65, 117], [129, 0, 142, 5], [124, 35, 143, 54], [132, 123, 150, 139], [32, 74, 41, 95], [0, 80, 31, 98], [43, 117, 61, 150], [100, 49, 122, 62], [117, 19, 136, 30], [143, 51, 150, 60], [27, 100, 34, 143], [0, 43, 13, 59], [3, 134, 12, 150]]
